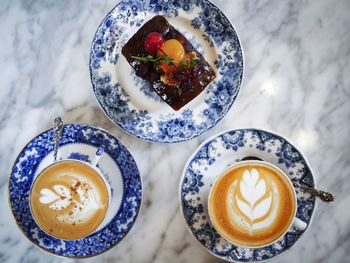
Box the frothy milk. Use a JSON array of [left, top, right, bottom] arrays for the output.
[[30, 160, 109, 240], [209, 162, 296, 247]]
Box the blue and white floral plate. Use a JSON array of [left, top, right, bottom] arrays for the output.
[[9, 124, 142, 258], [90, 0, 243, 143], [179, 128, 316, 261]]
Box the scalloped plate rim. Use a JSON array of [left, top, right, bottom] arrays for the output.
[[89, 0, 244, 143]]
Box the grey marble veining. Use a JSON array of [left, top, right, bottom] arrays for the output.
[[0, 0, 349, 262]]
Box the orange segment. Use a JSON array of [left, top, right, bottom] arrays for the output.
[[157, 39, 185, 73]]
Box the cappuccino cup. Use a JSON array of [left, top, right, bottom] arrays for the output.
[[29, 148, 110, 240], [208, 160, 306, 248]]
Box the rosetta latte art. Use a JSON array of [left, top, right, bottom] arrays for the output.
[[227, 169, 279, 234], [209, 163, 297, 247]]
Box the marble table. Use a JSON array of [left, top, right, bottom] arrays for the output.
[[1, 0, 349, 262]]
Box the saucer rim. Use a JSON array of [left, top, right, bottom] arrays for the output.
[[8, 122, 143, 259], [178, 127, 317, 262]]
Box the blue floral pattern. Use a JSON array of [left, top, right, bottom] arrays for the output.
[[89, 0, 243, 143], [180, 129, 316, 262], [9, 124, 142, 258]]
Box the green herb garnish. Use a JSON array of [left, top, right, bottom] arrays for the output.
[[130, 54, 174, 67], [131, 54, 198, 70], [130, 54, 154, 63], [187, 59, 198, 68]]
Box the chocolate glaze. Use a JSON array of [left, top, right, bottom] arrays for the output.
[[121, 16, 216, 111]]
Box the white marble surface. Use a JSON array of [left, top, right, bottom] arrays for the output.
[[0, 0, 349, 262]]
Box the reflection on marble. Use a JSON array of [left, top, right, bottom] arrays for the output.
[[0, 0, 349, 262]]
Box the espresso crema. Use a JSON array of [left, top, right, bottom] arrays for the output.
[[30, 160, 109, 240], [209, 164, 296, 247]]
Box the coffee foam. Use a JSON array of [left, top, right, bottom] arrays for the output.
[[226, 169, 279, 234], [209, 164, 296, 247], [30, 160, 109, 240], [38, 172, 105, 224]]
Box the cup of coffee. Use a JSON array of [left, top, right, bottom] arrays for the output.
[[208, 160, 307, 248], [29, 150, 110, 240]]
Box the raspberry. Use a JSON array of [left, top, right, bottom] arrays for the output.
[[144, 32, 164, 54]]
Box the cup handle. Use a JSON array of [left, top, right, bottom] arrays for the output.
[[293, 217, 307, 231], [91, 147, 104, 166]]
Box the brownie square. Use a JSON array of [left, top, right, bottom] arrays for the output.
[[121, 16, 215, 111]]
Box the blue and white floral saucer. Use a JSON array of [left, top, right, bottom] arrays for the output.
[[90, 0, 243, 143], [179, 128, 316, 262], [9, 124, 142, 258]]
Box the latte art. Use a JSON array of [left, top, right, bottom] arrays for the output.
[[209, 163, 296, 247], [39, 178, 104, 225], [30, 160, 109, 240], [227, 169, 278, 234]]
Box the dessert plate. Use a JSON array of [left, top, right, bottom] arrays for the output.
[[179, 128, 316, 261], [9, 124, 142, 258], [90, 0, 243, 143]]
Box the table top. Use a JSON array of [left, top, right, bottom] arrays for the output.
[[1, 0, 349, 262]]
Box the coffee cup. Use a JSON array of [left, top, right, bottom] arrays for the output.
[[208, 160, 307, 248], [29, 148, 111, 240]]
